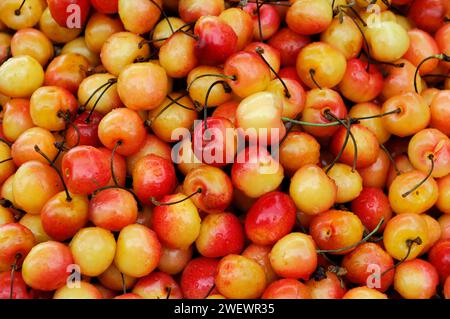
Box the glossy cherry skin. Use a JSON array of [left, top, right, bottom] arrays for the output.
[[430, 90, 450, 136], [126, 134, 171, 174], [408, 0, 447, 33], [194, 16, 237, 66], [349, 102, 391, 145], [242, 244, 278, 285], [66, 111, 103, 148], [305, 272, 346, 299], [0, 143, 15, 185], [89, 188, 138, 232], [183, 165, 233, 214], [132, 271, 182, 299], [342, 287, 387, 299], [85, 13, 124, 54], [132, 154, 177, 205], [0, 223, 35, 272], [158, 245, 193, 275], [435, 24, 450, 70], [352, 188, 392, 233], [263, 279, 311, 299], [403, 28, 440, 75], [338, 59, 384, 103], [321, 15, 362, 60], [159, 32, 198, 79], [181, 257, 219, 299], [91, 0, 118, 13], [11, 127, 57, 167], [0, 271, 30, 299], [178, 0, 225, 23], [394, 259, 439, 299], [268, 28, 310, 67], [286, 0, 332, 35], [196, 212, 244, 258], [38, 7, 82, 43], [358, 149, 391, 188], [381, 59, 422, 101], [437, 174, 450, 214], [243, 3, 281, 40], [245, 192, 296, 246], [267, 78, 306, 119], [10, 28, 54, 67], [428, 239, 450, 281], [48, 0, 91, 28], [62, 146, 111, 195], [342, 243, 394, 292], [0, 0, 46, 31], [219, 7, 254, 51], [22, 241, 74, 291]]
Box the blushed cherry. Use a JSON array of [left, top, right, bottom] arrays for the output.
[[245, 191, 296, 246], [242, 244, 278, 285], [321, 16, 363, 60], [118, 0, 161, 35], [404, 29, 440, 75], [44, 53, 89, 94], [326, 163, 363, 204], [358, 149, 391, 188], [1, 175, 16, 207], [269, 27, 310, 67], [438, 215, 450, 240], [53, 281, 102, 299], [78, 74, 122, 115], [19, 214, 51, 243], [10, 28, 53, 67], [231, 147, 284, 199], [89, 188, 137, 232], [394, 259, 439, 299], [219, 7, 253, 51], [339, 59, 384, 104], [381, 59, 422, 101], [114, 224, 161, 278], [306, 271, 346, 299], [0, 223, 35, 272], [408, 0, 447, 33], [11, 127, 57, 166], [85, 13, 124, 54], [212, 100, 238, 125], [0, 0, 45, 30], [0, 55, 44, 98], [65, 111, 103, 148], [100, 32, 150, 76], [436, 174, 450, 214], [178, 0, 224, 23], [215, 254, 266, 299], [286, 0, 332, 35], [269, 232, 317, 280], [279, 132, 320, 177], [158, 245, 193, 275], [2, 99, 33, 143], [61, 37, 100, 67], [196, 212, 244, 258], [70, 227, 116, 277], [38, 7, 82, 43], [383, 213, 428, 261], [386, 154, 414, 189], [183, 165, 233, 214], [382, 92, 430, 137], [349, 102, 391, 144], [13, 161, 63, 215], [187, 66, 232, 106], [224, 51, 271, 98], [22, 241, 73, 291], [243, 2, 281, 41], [263, 279, 311, 299], [98, 263, 136, 292], [343, 287, 387, 299], [0, 32, 11, 65], [352, 188, 392, 233], [428, 239, 450, 281], [41, 192, 89, 241], [181, 257, 219, 299], [296, 42, 347, 89], [173, 138, 203, 176], [435, 23, 450, 70], [98, 108, 146, 156], [244, 42, 280, 80], [132, 271, 182, 299], [290, 164, 336, 215], [152, 17, 186, 49], [47, 0, 91, 28], [430, 90, 450, 135], [159, 32, 198, 78], [0, 270, 30, 299], [267, 78, 305, 119], [148, 93, 198, 143]]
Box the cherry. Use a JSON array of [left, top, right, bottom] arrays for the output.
[[404, 29, 440, 75], [366, 21, 410, 63], [152, 17, 186, 49], [428, 239, 450, 281], [178, 0, 225, 23], [91, 0, 118, 14], [352, 188, 392, 233], [421, 214, 442, 254], [78, 74, 122, 115], [326, 163, 363, 204], [98, 263, 136, 292], [61, 37, 100, 67], [39, 7, 82, 43], [430, 90, 450, 135], [268, 78, 306, 119], [159, 32, 198, 78], [349, 102, 391, 144], [262, 279, 311, 299], [10, 28, 54, 67], [114, 224, 161, 278], [44, 53, 89, 94], [65, 111, 103, 148], [0, 270, 30, 299], [0, 0, 45, 31], [0, 33, 11, 65], [48, 0, 91, 28], [158, 245, 193, 276], [22, 241, 74, 291], [19, 214, 51, 243], [69, 227, 116, 277], [381, 59, 422, 100], [114, 293, 142, 299], [85, 13, 124, 54], [181, 257, 219, 299], [219, 7, 253, 51], [286, 0, 332, 35], [54, 281, 102, 299], [408, 0, 447, 33], [343, 287, 387, 299], [243, 2, 281, 41], [358, 149, 391, 188], [269, 27, 310, 67], [242, 244, 278, 285], [132, 272, 182, 299], [0, 143, 15, 186], [394, 259, 439, 299], [437, 174, 450, 214], [0, 206, 14, 226], [0, 223, 35, 272], [215, 254, 266, 299], [306, 271, 346, 299]]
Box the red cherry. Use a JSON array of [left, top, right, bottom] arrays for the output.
[[91, 0, 118, 14], [428, 239, 450, 281], [181, 257, 219, 299], [0, 271, 30, 299], [48, 0, 91, 28], [408, 0, 447, 33], [65, 111, 103, 148]]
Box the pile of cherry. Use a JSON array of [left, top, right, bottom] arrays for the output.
[[0, 0, 449, 300]]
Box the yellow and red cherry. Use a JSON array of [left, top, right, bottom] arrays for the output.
[[231, 147, 284, 199], [39, 7, 82, 44], [85, 13, 124, 54], [245, 191, 296, 246], [286, 0, 332, 35], [326, 163, 363, 204], [262, 279, 311, 299], [183, 165, 233, 214], [394, 259, 439, 299], [343, 287, 387, 299], [436, 174, 450, 214], [181, 257, 219, 299], [53, 281, 103, 299], [178, 0, 224, 23], [219, 7, 253, 51], [268, 77, 306, 119], [0, 0, 45, 31], [11, 127, 57, 167], [151, 16, 185, 49], [305, 271, 346, 299], [269, 27, 310, 67], [78, 74, 122, 116], [65, 111, 103, 148], [2, 99, 34, 142], [132, 271, 182, 299], [62, 145, 111, 195], [243, 2, 281, 41], [22, 241, 73, 291], [352, 188, 392, 233], [10, 28, 54, 67], [428, 239, 450, 281], [158, 245, 193, 275], [0, 223, 35, 272], [242, 244, 278, 285], [0, 142, 15, 185], [159, 32, 198, 79], [19, 214, 51, 244], [404, 29, 440, 75], [349, 102, 391, 144], [47, 0, 90, 28], [381, 59, 422, 100], [408, 0, 447, 33], [118, 0, 161, 35], [0, 270, 30, 299], [126, 134, 171, 175], [358, 149, 391, 188], [196, 212, 244, 258], [430, 90, 450, 135], [366, 21, 410, 62]]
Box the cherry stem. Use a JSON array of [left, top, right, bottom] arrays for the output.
[[0, 138, 12, 147], [204, 284, 216, 299], [230, 0, 291, 6], [187, 74, 236, 92], [281, 117, 341, 127], [93, 185, 143, 211], [0, 157, 13, 164], [203, 80, 231, 133], [34, 145, 72, 202], [14, 0, 26, 16], [256, 0, 264, 42], [149, 0, 174, 33], [0, 199, 26, 220], [381, 236, 422, 277], [151, 188, 202, 207], [166, 287, 172, 299], [81, 79, 116, 116], [402, 154, 434, 198], [9, 253, 21, 299], [255, 46, 291, 98], [309, 69, 322, 89], [66, 121, 81, 147], [380, 143, 401, 176], [146, 93, 192, 127], [316, 217, 385, 254], [111, 141, 122, 187], [85, 79, 116, 123], [414, 54, 450, 93], [121, 273, 126, 295], [354, 108, 401, 121]]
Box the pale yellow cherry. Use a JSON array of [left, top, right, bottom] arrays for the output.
[[70, 227, 116, 277], [366, 21, 410, 62], [53, 281, 102, 299], [1, 174, 16, 206], [0, 0, 46, 30], [0, 206, 14, 226], [98, 263, 137, 291], [326, 163, 363, 204], [349, 102, 391, 144], [61, 37, 100, 67], [10, 28, 54, 67], [152, 17, 186, 48], [20, 214, 52, 243], [0, 56, 44, 98], [289, 164, 337, 215], [39, 7, 82, 44]]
